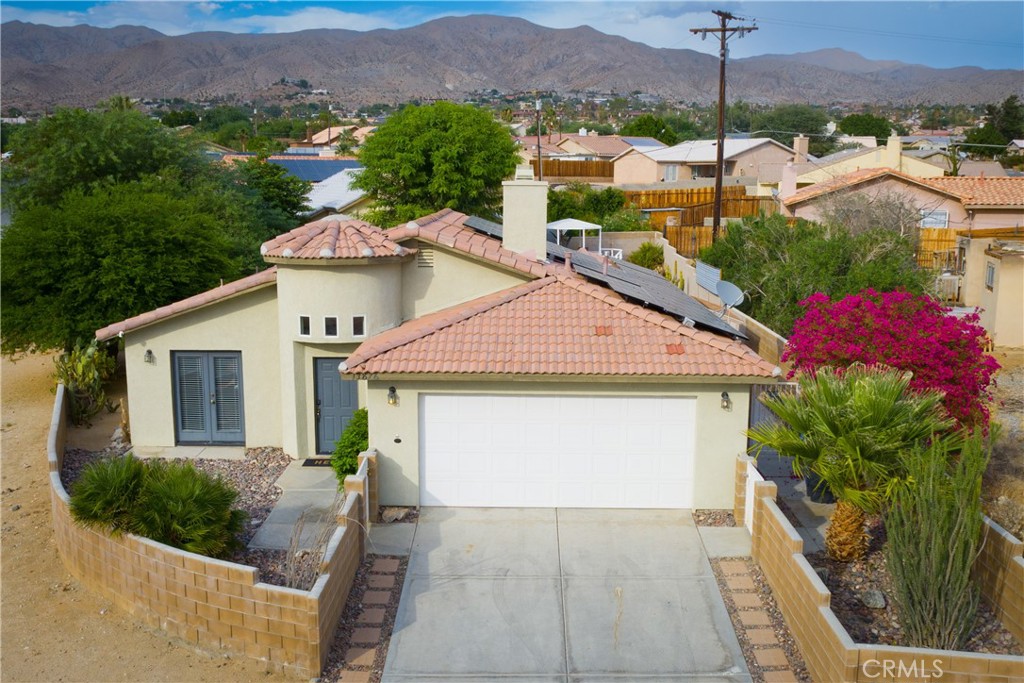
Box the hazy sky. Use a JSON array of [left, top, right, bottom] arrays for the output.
[[2, 1, 1022, 70]]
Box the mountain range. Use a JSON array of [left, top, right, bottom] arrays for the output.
[[2, 16, 1021, 111]]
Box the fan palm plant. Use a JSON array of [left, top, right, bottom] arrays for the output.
[[748, 364, 957, 561]]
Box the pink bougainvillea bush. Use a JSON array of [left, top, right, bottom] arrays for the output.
[[783, 289, 1000, 427]]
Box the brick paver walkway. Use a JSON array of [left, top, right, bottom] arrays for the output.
[[718, 559, 804, 683], [335, 556, 406, 683]]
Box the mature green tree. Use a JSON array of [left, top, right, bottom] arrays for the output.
[[988, 95, 1024, 142], [3, 108, 203, 210], [752, 104, 833, 155], [546, 183, 628, 224], [619, 114, 678, 145], [838, 113, 892, 141], [195, 105, 249, 133], [161, 109, 200, 128], [232, 158, 311, 220], [0, 176, 248, 353], [353, 102, 518, 225], [661, 114, 705, 141], [963, 124, 1007, 158], [699, 213, 929, 335]]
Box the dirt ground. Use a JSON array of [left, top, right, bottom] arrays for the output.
[[985, 347, 1024, 538], [1, 353, 290, 683]]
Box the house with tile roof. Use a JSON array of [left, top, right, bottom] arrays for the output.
[[781, 169, 1024, 231], [96, 171, 780, 510], [954, 226, 1024, 348], [614, 138, 795, 185]]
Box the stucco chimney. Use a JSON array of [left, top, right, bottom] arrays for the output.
[[793, 135, 809, 163], [502, 166, 549, 261], [780, 162, 797, 199], [885, 134, 903, 170]]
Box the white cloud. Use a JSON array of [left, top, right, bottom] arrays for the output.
[[195, 2, 222, 16]]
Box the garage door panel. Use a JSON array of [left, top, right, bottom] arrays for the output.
[[420, 394, 695, 509]]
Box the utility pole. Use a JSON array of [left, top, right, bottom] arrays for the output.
[[535, 97, 543, 181], [690, 11, 756, 239]]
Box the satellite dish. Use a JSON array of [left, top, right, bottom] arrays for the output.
[[715, 280, 745, 317]]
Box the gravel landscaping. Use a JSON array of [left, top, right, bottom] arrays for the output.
[[693, 508, 736, 527], [807, 518, 1022, 656]]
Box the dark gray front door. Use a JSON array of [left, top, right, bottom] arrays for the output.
[[315, 357, 357, 454], [173, 351, 245, 444]]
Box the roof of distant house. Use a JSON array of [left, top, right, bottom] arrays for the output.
[[924, 176, 1024, 208], [559, 134, 664, 157], [310, 125, 356, 145], [223, 154, 362, 182], [782, 167, 1024, 209], [305, 169, 366, 214], [633, 138, 792, 164], [341, 273, 774, 378]]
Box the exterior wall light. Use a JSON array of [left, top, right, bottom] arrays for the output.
[[144, 349, 156, 365], [387, 386, 398, 406], [720, 391, 732, 411]]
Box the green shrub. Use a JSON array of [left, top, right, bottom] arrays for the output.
[[885, 433, 987, 650], [626, 241, 664, 270], [131, 460, 247, 559], [53, 339, 116, 426], [69, 455, 246, 559], [69, 453, 146, 533], [332, 408, 368, 484]]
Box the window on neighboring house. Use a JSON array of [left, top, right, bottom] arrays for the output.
[[985, 262, 996, 290], [663, 164, 679, 182], [324, 316, 338, 337], [919, 209, 949, 229], [352, 315, 366, 337], [299, 315, 311, 336]]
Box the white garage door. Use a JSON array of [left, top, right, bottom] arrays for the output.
[[419, 394, 696, 508]]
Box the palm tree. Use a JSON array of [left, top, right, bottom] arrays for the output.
[[748, 365, 957, 561]]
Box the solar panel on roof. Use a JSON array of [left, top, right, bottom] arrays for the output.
[[269, 158, 362, 182]]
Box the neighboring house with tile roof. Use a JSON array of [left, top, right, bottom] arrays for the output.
[[782, 168, 1024, 232], [615, 138, 795, 185], [556, 133, 664, 160], [96, 172, 780, 510]]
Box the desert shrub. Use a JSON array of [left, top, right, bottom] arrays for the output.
[[885, 433, 988, 650], [130, 460, 246, 559], [69, 455, 246, 559], [53, 339, 116, 425], [626, 241, 664, 270], [69, 454, 147, 533], [332, 408, 369, 483], [784, 289, 1000, 427]]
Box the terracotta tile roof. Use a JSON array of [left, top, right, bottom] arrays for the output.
[[559, 135, 633, 156], [261, 217, 414, 260], [783, 168, 1024, 210], [95, 268, 277, 341], [386, 209, 553, 278], [922, 176, 1024, 208], [341, 274, 775, 378], [782, 168, 959, 207]]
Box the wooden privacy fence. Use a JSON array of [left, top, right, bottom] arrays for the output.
[[529, 158, 613, 180]]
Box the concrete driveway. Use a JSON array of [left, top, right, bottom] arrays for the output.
[[382, 508, 750, 682]]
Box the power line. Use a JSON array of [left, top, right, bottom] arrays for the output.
[[747, 14, 1022, 50]]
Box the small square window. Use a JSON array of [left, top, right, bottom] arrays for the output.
[[352, 315, 366, 337], [324, 316, 338, 337], [985, 262, 996, 290], [299, 315, 310, 336], [919, 209, 949, 229]]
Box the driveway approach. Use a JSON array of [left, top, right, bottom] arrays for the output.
[[382, 508, 751, 682]]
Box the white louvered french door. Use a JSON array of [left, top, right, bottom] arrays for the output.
[[173, 352, 245, 444]]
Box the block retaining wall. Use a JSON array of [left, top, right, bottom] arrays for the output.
[[47, 384, 378, 678], [738, 456, 1024, 682]]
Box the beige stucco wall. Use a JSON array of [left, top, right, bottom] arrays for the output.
[[361, 377, 757, 510], [124, 285, 282, 449], [980, 254, 1024, 347], [400, 242, 530, 320], [275, 262, 402, 457], [729, 145, 794, 179], [614, 151, 659, 184], [797, 141, 945, 186]]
